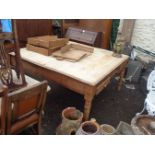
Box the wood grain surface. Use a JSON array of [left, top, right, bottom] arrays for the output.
[[19, 42, 128, 86]]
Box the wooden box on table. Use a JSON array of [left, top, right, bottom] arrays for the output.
[[27, 35, 69, 56]]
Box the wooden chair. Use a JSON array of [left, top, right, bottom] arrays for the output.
[[6, 81, 47, 135], [0, 85, 8, 135], [0, 19, 26, 92]]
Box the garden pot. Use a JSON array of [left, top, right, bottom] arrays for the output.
[[100, 124, 116, 135], [56, 107, 83, 135], [76, 119, 101, 135]]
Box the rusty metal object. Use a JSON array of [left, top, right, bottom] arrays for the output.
[[56, 107, 83, 135]]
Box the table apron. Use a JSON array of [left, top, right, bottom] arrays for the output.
[[10, 55, 96, 95], [95, 59, 128, 95]]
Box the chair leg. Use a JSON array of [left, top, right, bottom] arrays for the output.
[[31, 123, 40, 135], [37, 121, 41, 135]]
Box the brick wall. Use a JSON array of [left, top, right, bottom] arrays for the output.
[[131, 19, 155, 53]]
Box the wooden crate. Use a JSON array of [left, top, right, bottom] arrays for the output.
[[27, 35, 69, 56], [27, 35, 68, 49], [27, 44, 55, 56]]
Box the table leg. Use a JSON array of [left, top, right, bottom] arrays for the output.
[[118, 68, 125, 91], [83, 94, 94, 121]]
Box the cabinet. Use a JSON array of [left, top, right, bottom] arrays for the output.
[[15, 19, 53, 47]]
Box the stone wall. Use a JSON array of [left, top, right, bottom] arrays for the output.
[[131, 19, 155, 53]]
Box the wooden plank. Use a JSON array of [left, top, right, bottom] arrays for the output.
[[52, 43, 94, 61], [52, 49, 88, 62]]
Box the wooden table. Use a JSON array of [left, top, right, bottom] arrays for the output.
[[10, 42, 129, 120]]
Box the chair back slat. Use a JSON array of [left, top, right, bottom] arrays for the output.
[[6, 81, 47, 134], [0, 32, 14, 41]]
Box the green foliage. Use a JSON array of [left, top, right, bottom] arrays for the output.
[[53, 19, 61, 27], [110, 19, 120, 49]]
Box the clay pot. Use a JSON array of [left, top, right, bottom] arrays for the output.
[[100, 124, 115, 135], [76, 119, 101, 135], [56, 107, 83, 135]]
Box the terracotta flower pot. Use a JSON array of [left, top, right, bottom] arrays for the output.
[[76, 119, 101, 135], [56, 107, 83, 135]]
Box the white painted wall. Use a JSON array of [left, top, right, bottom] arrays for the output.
[[131, 19, 155, 53], [118, 19, 124, 33]]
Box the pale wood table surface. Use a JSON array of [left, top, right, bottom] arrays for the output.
[[10, 42, 129, 120]]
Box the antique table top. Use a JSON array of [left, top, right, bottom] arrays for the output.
[[18, 42, 129, 86]]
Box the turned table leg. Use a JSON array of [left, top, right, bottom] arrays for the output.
[[118, 68, 125, 91], [83, 94, 94, 121]]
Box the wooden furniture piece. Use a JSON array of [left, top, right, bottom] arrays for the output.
[[0, 85, 8, 134], [15, 19, 53, 47], [0, 74, 50, 135], [52, 43, 94, 62], [0, 22, 2, 32], [79, 19, 113, 49], [0, 20, 26, 92], [65, 27, 102, 47], [27, 35, 68, 56], [10, 42, 129, 121], [61, 19, 112, 49], [61, 19, 79, 36], [6, 80, 47, 135]]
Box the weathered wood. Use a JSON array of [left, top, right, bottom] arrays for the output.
[[10, 42, 129, 120], [0, 85, 8, 134], [6, 81, 47, 134], [52, 43, 94, 62], [27, 35, 69, 56], [15, 19, 53, 47]]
